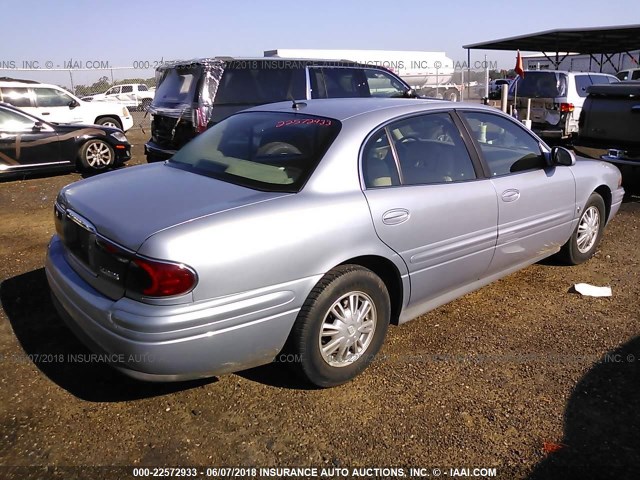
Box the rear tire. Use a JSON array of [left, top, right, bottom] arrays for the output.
[[286, 265, 390, 388], [559, 192, 605, 265]]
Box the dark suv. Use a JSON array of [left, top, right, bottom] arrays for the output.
[[145, 57, 415, 162]]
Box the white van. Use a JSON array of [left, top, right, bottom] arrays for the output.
[[509, 70, 618, 140], [0, 79, 133, 131]]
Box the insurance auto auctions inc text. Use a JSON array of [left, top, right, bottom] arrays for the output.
[[243, 466, 498, 477]]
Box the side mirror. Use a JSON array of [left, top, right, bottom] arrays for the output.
[[68, 100, 79, 109], [33, 121, 44, 131], [551, 146, 576, 166], [405, 88, 418, 98]]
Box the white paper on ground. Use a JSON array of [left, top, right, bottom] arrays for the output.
[[573, 283, 612, 297]]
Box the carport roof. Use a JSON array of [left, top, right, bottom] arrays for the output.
[[463, 24, 640, 54]]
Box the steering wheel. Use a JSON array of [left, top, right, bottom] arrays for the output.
[[398, 134, 421, 144]]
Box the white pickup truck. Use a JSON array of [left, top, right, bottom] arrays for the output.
[[83, 83, 154, 111]]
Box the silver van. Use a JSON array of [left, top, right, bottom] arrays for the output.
[[509, 70, 618, 140]]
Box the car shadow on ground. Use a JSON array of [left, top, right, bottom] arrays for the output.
[[237, 362, 316, 390], [527, 336, 640, 479], [1, 268, 214, 402]]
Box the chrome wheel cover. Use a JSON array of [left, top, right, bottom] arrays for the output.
[[319, 291, 377, 367], [577, 205, 600, 253], [86, 141, 112, 169]]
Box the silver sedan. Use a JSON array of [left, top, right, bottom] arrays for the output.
[[46, 98, 624, 387]]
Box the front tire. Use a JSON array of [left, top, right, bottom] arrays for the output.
[[286, 265, 390, 388], [95, 116, 122, 129], [559, 192, 605, 265], [80, 139, 114, 171]]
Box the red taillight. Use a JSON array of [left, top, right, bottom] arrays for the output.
[[560, 103, 574, 113], [127, 257, 197, 297]]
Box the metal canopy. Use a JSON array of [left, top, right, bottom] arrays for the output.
[[463, 24, 640, 55]]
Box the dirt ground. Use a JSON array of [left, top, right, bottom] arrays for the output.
[[1, 121, 639, 480]]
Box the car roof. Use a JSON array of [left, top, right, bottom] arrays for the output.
[[158, 57, 401, 71], [245, 98, 495, 122], [522, 70, 616, 76]]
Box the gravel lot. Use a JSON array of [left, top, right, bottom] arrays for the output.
[[1, 121, 639, 480]]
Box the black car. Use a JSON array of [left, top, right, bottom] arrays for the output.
[[0, 102, 131, 177], [145, 57, 416, 162]]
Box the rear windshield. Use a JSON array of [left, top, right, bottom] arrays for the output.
[[153, 65, 204, 108], [509, 71, 568, 98], [169, 111, 341, 193]]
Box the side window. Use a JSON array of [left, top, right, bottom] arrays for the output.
[[138, 84, 148, 91], [390, 113, 476, 185], [364, 69, 407, 97], [215, 66, 305, 105], [106, 87, 119, 95], [574, 75, 592, 97], [310, 68, 368, 98], [362, 129, 400, 188], [121, 85, 133, 93], [34, 88, 73, 107], [633, 70, 640, 80], [0, 108, 35, 130], [615, 71, 628, 81], [0, 87, 32, 107], [589, 74, 611, 86], [461, 111, 546, 176], [363, 113, 476, 188]]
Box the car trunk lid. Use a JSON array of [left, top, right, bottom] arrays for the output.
[[55, 163, 290, 299]]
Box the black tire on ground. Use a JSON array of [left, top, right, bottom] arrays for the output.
[[558, 192, 606, 265], [79, 139, 115, 171], [95, 116, 122, 130], [285, 265, 390, 388]]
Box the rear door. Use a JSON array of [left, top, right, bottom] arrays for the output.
[[362, 111, 498, 306], [458, 110, 576, 275]]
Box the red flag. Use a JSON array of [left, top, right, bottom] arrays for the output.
[[515, 50, 525, 78]]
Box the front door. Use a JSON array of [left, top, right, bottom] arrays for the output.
[[362, 112, 498, 308], [458, 110, 576, 275]]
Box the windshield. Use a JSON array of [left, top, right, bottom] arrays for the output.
[[169, 111, 342, 192], [153, 65, 204, 108], [509, 71, 568, 98]]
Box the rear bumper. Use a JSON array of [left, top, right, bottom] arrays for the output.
[[45, 235, 310, 381], [121, 116, 134, 132], [532, 127, 565, 140]]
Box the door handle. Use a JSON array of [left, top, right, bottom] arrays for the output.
[[41, 112, 50, 115], [382, 208, 410, 225], [501, 189, 520, 202]]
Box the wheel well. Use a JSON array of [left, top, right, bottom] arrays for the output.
[[340, 255, 403, 325], [94, 115, 122, 129], [594, 185, 612, 222]]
